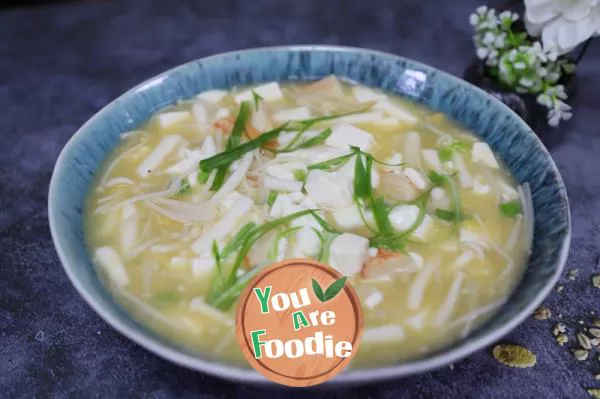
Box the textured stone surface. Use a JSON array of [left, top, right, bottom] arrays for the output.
[[1, 0, 599, 397]]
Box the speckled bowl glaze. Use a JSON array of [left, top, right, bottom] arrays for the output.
[[48, 45, 570, 386]]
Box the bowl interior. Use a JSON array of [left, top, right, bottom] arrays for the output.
[[48, 46, 570, 384]]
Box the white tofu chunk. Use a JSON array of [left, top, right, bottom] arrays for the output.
[[192, 256, 216, 278], [157, 111, 189, 129], [266, 162, 307, 181], [421, 149, 443, 173], [388, 204, 420, 232], [275, 238, 288, 261], [364, 290, 384, 309], [305, 170, 353, 210], [405, 313, 427, 331], [352, 86, 386, 103], [452, 152, 473, 188], [191, 196, 253, 254], [293, 227, 321, 258], [500, 180, 520, 201], [192, 103, 208, 125], [269, 194, 292, 219], [373, 99, 418, 123], [362, 325, 405, 344], [331, 204, 371, 231], [325, 124, 374, 151], [430, 187, 451, 210], [214, 108, 231, 119], [197, 89, 227, 104], [272, 106, 312, 123], [412, 215, 435, 241], [94, 247, 129, 287], [472, 142, 500, 169], [170, 256, 189, 269], [234, 82, 284, 103], [403, 168, 428, 190], [263, 176, 303, 193], [473, 178, 491, 195], [137, 135, 182, 178], [381, 153, 403, 173], [328, 233, 370, 276], [403, 131, 422, 168]]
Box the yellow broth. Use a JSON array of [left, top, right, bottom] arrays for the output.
[[84, 78, 530, 368]]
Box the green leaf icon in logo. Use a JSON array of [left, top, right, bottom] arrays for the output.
[[311, 276, 347, 303]]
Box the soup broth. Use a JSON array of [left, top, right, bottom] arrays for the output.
[[85, 77, 532, 368]]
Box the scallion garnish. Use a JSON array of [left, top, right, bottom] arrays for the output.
[[174, 179, 191, 196], [267, 191, 278, 207], [499, 201, 521, 218], [307, 153, 354, 171], [200, 122, 290, 173], [251, 90, 263, 111]]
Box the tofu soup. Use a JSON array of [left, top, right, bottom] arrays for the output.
[[85, 76, 533, 368]]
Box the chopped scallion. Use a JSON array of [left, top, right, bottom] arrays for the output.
[[499, 201, 521, 218]]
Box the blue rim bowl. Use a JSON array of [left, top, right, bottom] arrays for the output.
[[48, 45, 570, 386]]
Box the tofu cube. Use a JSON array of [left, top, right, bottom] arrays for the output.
[[472, 142, 500, 169], [263, 175, 303, 193], [293, 227, 321, 258], [352, 86, 386, 103], [328, 233, 370, 276], [412, 214, 435, 241], [234, 82, 284, 103], [197, 89, 227, 104], [157, 111, 189, 129], [305, 170, 353, 210], [388, 204, 420, 232], [331, 204, 370, 231], [403, 168, 428, 190], [364, 290, 384, 309], [325, 123, 374, 151], [421, 149, 443, 173], [214, 108, 231, 119], [94, 247, 129, 287], [192, 256, 216, 278]]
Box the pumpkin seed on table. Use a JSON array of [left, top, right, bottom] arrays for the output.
[[492, 344, 536, 368], [556, 334, 568, 346], [588, 388, 600, 398], [592, 275, 600, 288], [553, 323, 567, 336], [590, 328, 600, 339], [568, 269, 578, 281], [578, 332, 593, 350], [573, 349, 589, 361], [533, 306, 551, 320]]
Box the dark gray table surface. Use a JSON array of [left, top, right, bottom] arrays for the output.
[[1, 0, 600, 397]]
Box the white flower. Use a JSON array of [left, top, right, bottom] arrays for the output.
[[547, 100, 572, 126], [482, 31, 496, 45], [537, 93, 553, 108], [519, 77, 535, 87], [494, 32, 507, 48], [524, 0, 600, 55], [546, 84, 568, 99], [471, 6, 499, 30], [476, 46, 489, 59], [499, 10, 519, 26]]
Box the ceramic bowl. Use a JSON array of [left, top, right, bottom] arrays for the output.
[[48, 45, 570, 386]]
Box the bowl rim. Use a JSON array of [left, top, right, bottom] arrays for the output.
[[48, 44, 571, 386]]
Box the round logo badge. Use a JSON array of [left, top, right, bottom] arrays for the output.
[[235, 259, 364, 387]]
